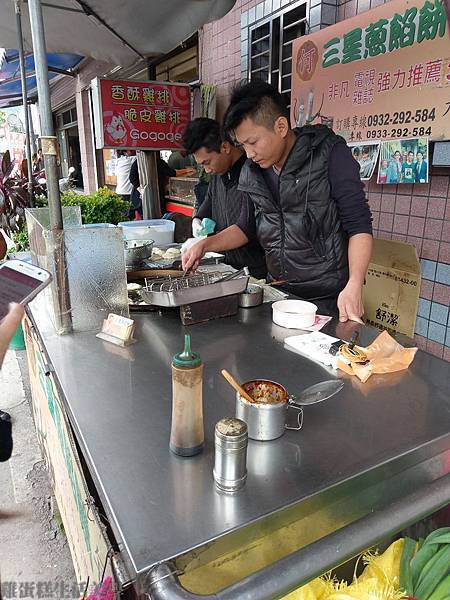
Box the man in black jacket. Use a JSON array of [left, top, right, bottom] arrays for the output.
[[182, 118, 267, 279], [183, 83, 372, 322], [128, 154, 176, 218]]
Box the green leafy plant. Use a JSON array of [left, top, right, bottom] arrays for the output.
[[11, 187, 130, 253], [33, 194, 48, 208], [38, 187, 130, 225], [12, 227, 29, 252], [400, 527, 450, 600], [60, 187, 130, 225]]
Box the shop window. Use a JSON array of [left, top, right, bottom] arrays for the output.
[[248, 2, 307, 109], [56, 106, 77, 129], [155, 44, 198, 83]]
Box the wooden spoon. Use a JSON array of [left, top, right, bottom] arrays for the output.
[[221, 369, 254, 403]]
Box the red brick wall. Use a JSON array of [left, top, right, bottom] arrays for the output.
[[200, 0, 260, 119]]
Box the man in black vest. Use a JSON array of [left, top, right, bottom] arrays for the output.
[[182, 118, 267, 279], [183, 82, 372, 322]]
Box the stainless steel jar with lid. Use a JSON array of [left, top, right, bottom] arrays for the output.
[[213, 418, 248, 492]]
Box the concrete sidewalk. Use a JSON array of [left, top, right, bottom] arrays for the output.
[[0, 349, 76, 600]]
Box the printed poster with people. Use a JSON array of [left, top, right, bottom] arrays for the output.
[[377, 137, 429, 183], [348, 142, 380, 180], [291, 0, 450, 143]]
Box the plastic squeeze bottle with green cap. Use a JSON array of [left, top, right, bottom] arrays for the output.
[[170, 334, 204, 456]]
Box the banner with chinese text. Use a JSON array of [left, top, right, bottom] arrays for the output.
[[92, 78, 190, 150], [291, 0, 450, 142]]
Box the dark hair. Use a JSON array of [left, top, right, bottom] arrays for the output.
[[223, 81, 290, 137], [182, 118, 223, 154]]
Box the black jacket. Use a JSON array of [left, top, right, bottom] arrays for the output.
[[129, 157, 176, 208], [196, 155, 267, 279], [239, 125, 350, 300], [0, 419, 12, 462]]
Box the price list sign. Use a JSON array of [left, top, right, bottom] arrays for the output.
[[291, 0, 450, 142]]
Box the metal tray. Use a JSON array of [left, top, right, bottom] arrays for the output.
[[139, 275, 249, 307], [128, 243, 224, 270]]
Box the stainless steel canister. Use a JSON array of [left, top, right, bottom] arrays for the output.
[[213, 418, 248, 492], [235, 380, 303, 441]]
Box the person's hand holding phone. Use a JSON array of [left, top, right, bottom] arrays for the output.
[[0, 303, 25, 368]]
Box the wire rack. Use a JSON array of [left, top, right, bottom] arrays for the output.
[[144, 271, 225, 293], [139, 270, 249, 307]]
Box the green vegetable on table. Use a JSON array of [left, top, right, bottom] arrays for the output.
[[400, 527, 450, 600]]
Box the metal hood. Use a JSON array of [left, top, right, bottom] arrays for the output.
[[0, 0, 236, 68]]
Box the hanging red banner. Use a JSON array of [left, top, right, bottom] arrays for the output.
[[92, 78, 190, 150]]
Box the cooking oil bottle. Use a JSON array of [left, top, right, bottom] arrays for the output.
[[170, 334, 204, 456]]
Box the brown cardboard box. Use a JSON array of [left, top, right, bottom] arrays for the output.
[[363, 239, 420, 338]]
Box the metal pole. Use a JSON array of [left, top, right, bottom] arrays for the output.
[[14, 0, 34, 207], [27, 0, 61, 226], [28, 104, 37, 154], [28, 0, 72, 333]]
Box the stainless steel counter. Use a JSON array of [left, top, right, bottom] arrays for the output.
[[27, 295, 450, 582]]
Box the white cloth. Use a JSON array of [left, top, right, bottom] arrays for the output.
[[192, 218, 203, 238], [115, 155, 136, 195]]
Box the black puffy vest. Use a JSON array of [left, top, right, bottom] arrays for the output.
[[207, 157, 267, 280], [238, 125, 349, 300]]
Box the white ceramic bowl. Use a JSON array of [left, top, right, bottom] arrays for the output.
[[272, 300, 318, 329]]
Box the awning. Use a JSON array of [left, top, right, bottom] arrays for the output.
[[0, 0, 236, 68], [0, 49, 84, 107]]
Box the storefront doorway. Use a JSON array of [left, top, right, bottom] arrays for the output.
[[55, 105, 83, 189]]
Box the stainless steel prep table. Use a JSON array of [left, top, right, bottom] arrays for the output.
[[25, 296, 450, 597]]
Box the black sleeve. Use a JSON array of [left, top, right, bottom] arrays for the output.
[[235, 193, 257, 241], [0, 419, 13, 462], [129, 159, 140, 188], [328, 142, 373, 237], [195, 179, 213, 220], [157, 158, 176, 179]]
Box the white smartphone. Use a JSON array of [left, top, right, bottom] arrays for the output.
[[0, 260, 52, 320]]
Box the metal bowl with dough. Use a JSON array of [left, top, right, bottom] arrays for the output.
[[124, 239, 154, 266]]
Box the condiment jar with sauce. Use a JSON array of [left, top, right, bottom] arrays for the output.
[[170, 334, 204, 456]]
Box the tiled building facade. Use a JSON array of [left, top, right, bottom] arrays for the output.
[[200, 0, 450, 361]]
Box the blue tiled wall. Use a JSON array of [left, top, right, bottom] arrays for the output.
[[415, 259, 450, 352]]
